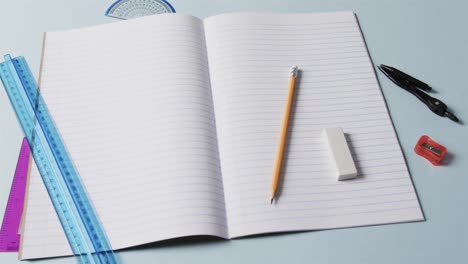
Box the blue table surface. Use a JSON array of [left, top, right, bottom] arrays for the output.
[[1, 0, 467, 263]]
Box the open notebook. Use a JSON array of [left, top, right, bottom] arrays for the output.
[[20, 12, 424, 259]]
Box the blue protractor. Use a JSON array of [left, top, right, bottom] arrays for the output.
[[106, 0, 175, 20], [0, 55, 119, 264]]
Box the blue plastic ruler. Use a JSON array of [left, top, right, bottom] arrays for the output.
[[106, 0, 175, 20], [0, 54, 119, 264]]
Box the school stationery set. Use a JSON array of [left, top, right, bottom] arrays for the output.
[[0, 55, 118, 263], [0, 12, 424, 262]]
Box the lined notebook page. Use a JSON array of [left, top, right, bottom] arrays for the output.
[[204, 12, 424, 237], [21, 14, 227, 259]]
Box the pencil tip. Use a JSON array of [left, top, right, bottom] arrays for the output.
[[270, 198, 274, 204]]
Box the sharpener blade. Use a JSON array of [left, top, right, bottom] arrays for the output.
[[422, 142, 442, 156]]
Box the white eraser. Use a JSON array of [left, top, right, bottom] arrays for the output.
[[322, 127, 357, 181]]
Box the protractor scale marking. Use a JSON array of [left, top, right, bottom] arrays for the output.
[[106, 0, 175, 20]]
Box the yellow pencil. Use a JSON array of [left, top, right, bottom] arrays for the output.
[[271, 65, 299, 204]]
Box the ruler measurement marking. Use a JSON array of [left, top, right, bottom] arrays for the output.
[[0, 139, 29, 252], [0, 55, 119, 263]]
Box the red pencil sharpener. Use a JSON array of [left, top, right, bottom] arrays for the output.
[[414, 135, 447, 165]]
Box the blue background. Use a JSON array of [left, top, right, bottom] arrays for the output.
[[0, 0, 467, 263]]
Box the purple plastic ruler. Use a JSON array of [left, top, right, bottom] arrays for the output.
[[0, 138, 30, 252]]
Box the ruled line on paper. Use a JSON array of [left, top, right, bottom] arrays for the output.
[[204, 12, 422, 238], [21, 15, 229, 259]]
